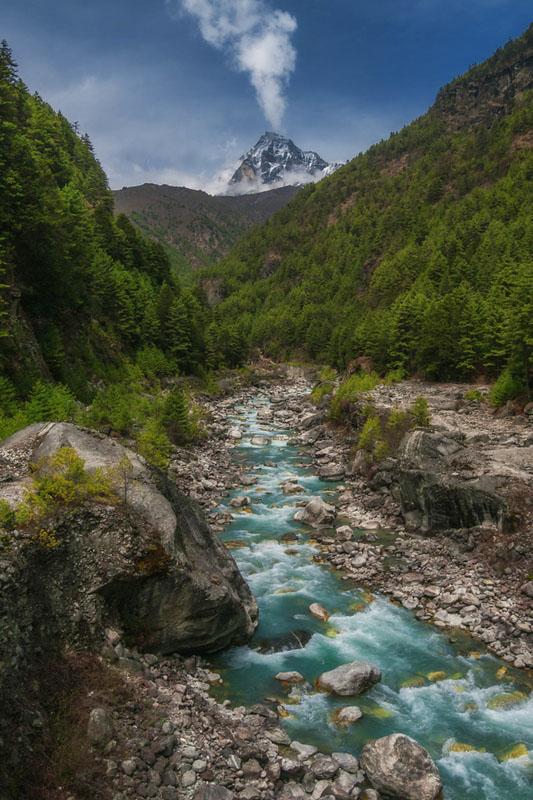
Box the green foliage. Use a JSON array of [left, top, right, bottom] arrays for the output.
[[410, 397, 430, 427], [23, 381, 76, 423], [358, 414, 381, 453], [489, 369, 524, 407], [86, 385, 133, 433], [137, 419, 171, 470], [162, 387, 191, 444], [464, 388, 485, 402], [15, 447, 116, 526], [330, 372, 381, 420], [136, 345, 172, 381], [0, 499, 15, 531]]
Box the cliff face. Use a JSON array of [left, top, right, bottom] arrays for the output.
[[433, 42, 533, 130]]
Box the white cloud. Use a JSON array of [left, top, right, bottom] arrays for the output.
[[177, 0, 297, 129]]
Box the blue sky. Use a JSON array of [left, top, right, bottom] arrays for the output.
[[2, 1, 531, 192]]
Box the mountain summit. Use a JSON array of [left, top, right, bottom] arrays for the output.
[[229, 132, 341, 193]]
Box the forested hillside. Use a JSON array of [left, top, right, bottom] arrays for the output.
[[0, 43, 247, 409], [113, 183, 298, 284], [207, 25, 533, 400]]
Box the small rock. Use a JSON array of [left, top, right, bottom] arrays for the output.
[[275, 671, 305, 683], [87, 708, 114, 746]]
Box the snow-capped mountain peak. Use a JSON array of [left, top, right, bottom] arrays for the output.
[[228, 132, 342, 193]]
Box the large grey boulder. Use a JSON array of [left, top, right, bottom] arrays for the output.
[[293, 497, 336, 528], [0, 423, 258, 656], [398, 428, 509, 532], [315, 661, 381, 696], [360, 734, 442, 800]]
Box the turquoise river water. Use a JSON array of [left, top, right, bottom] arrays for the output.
[[209, 396, 533, 799]]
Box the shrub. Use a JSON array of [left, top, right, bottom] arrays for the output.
[[136, 345, 171, 381], [0, 499, 15, 531], [464, 388, 485, 403], [384, 368, 406, 385], [330, 372, 381, 420], [86, 385, 133, 433], [15, 447, 117, 526], [490, 370, 524, 407], [358, 414, 382, 453], [411, 396, 430, 427], [163, 387, 191, 444], [24, 381, 77, 423], [137, 420, 171, 470]]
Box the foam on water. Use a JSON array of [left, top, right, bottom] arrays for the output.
[[209, 399, 533, 800]]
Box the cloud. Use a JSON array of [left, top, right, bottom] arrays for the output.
[[177, 0, 297, 129]]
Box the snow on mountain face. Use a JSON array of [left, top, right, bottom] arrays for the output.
[[228, 132, 342, 194]]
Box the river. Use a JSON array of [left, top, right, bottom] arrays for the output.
[[209, 395, 533, 799]]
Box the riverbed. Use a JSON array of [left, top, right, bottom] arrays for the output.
[[210, 395, 533, 800]]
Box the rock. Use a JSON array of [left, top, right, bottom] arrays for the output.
[[332, 706, 363, 724], [332, 753, 359, 773], [299, 413, 324, 430], [193, 785, 235, 800], [397, 429, 509, 532], [87, 707, 114, 745], [228, 428, 242, 440], [310, 756, 339, 780], [229, 495, 250, 508], [242, 758, 262, 778], [122, 758, 137, 776], [520, 581, 533, 598], [182, 770, 197, 788], [240, 475, 258, 486], [0, 423, 258, 658], [360, 734, 442, 800], [275, 671, 305, 683], [282, 482, 305, 494], [250, 435, 270, 446], [319, 464, 345, 481], [254, 629, 311, 654], [309, 603, 330, 621], [315, 661, 381, 696], [291, 741, 319, 760], [335, 526, 353, 540], [293, 497, 336, 528]]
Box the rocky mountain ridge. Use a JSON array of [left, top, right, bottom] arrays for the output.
[[229, 132, 342, 192]]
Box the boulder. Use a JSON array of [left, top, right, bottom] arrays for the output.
[[309, 603, 330, 622], [87, 707, 114, 745], [0, 423, 258, 658], [332, 706, 363, 724], [275, 671, 305, 683], [315, 661, 381, 696], [228, 428, 242, 440], [398, 428, 509, 532], [250, 435, 271, 446], [229, 496, 250, 508], [293, 497, 336, 528], [282, 482, 305, 495], [319, 464, 345, 481], [360, 734, 442, 800]]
